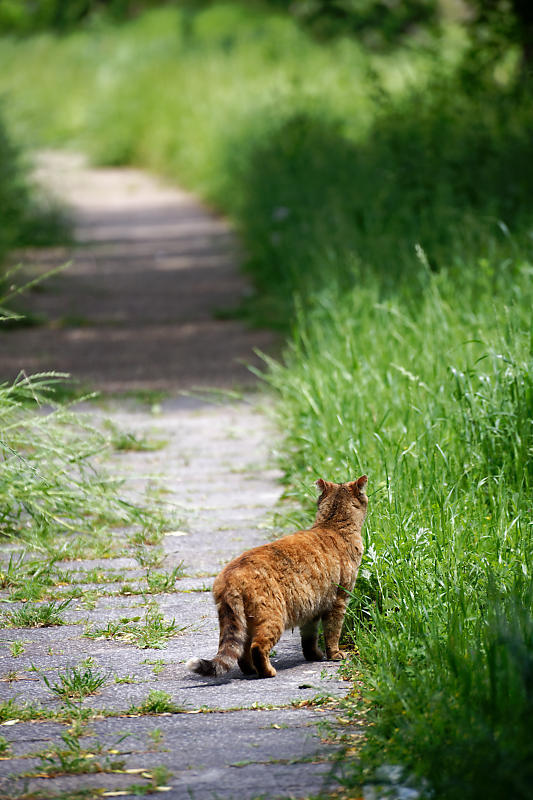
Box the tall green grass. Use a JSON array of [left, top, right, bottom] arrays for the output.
[[0, 5, 531, 794], [264, 261, 532, 796], [0, 370, 158, 552]]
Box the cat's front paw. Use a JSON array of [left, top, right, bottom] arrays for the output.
[[328, 650, 347, 661]]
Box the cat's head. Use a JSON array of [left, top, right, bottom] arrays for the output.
[[315, 475, 368, 519]]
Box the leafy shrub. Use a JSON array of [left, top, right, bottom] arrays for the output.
[[0, 108, 69, 280], [0, 112, 30, 266], [0, 0, 167, 34], [229, 78, 533, 323]]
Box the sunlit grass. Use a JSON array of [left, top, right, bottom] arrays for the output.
[[84, 604, 187, 649], [0, 371, 160, 550], [41, 663, 109, 699], [2, 598, 72, 628], [0, 6, 453, 178], [263, 258, 532, 796]]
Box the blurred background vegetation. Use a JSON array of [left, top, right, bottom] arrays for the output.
[[0, 2, 531, 797]]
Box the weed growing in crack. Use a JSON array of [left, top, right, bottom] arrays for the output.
[[75, 590, 100, 610], [145, 564, 185, 593], [8, 582, 45, 602], [115, 673, 141, 684], [147, 728, 165, 750], [85, 605, 186, 649], [130, 525, 164, 549], [2, 598, 72, 628], [118, 583, 137, 596], [58, 699, 94, 723], [0, 551, 59, 601], [120, 765, 173, 796], [9, 640, 25, 657], [2, 669, 25, 682], [0, 552, 53, 590], [142, 658, 167, 675], [144, 765, 173, 790], [132, 545, 165, 569], [41, 664, 109, 700], [68, 567, 127, 585], [0, 698, 52, 723], [32, 730, 126, 777], [104, 421, 168, 452], [131, 690, 183, 715]]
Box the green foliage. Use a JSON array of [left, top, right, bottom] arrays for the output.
[[0, 112, 30, 265], [0, 109, 69, 275], [465, 0, 533, 70], [0, 371, 158, 548], [132, 689, 182, 714], [286, 0, 438, 46], [2, 598, 72, 627], [0, 7, 525, 324], [230, 79, 533, 324], [351, 578, 533, 799], [41, 663, 109, 699], [265, 262, 531, 794], [0, 0, 167, 34], [85, 605, 186, 648]]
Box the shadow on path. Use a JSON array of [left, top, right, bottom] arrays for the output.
[[2, 151, 276, 392]]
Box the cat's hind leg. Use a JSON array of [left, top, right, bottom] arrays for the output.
[[237, 632, 255, 675], [300, 616, 324, 661], [250, 620, 283, 678]]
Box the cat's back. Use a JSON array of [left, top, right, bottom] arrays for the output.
[[213, 525, 345, 596]]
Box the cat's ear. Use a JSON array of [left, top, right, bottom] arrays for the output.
[[356, 475, 368, 491], [316, 479, 331, 495], [348, 475, 368, 495]]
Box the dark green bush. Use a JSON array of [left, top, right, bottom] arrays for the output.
[[0, 0, 167, 34], [0, 110, 69, 282], [0, 112, 30, 266], [228, 77, 533, 324]]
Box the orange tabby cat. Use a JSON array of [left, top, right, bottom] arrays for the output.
[[187, 475, 368, 679]]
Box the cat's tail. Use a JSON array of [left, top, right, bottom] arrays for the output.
[[186, 592, 246, 677]]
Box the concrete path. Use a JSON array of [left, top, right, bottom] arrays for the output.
[[0, 154, 353, 799], [1, 151, 275, 392]]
